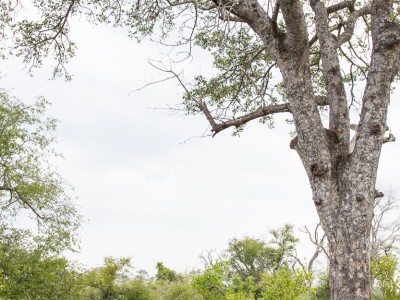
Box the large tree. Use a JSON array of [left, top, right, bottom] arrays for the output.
[[2, 0, 400, 299]]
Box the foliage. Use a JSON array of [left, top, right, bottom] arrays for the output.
[[151, 280, 203, 300], [81, 256, 132, 300], [261, 267, 315, 300], [228, 224, 299, 278], [227, 224, 299, 298], [119, 279, 154, 300], [155, 262, 182, 283], [192, 260, 229, 300], [0, 242, 79, 300], [0, 89, 81, 253], [372, 255, 400, 300], [312, 272, 329, 300], [6, 224, 400, 300]]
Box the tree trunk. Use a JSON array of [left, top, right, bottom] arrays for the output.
[[305, 159, 375, 299], [328, 230, 371, 299], [326, 186, 374, 299], [308, 170, 376, 299]]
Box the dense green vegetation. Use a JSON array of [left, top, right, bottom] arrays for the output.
[[0, 224, 399, 299]]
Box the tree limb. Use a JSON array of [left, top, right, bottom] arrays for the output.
[[199, 102, 290, 136], [0, 185, 46, 220], [326, 1, 355, 14], [336, 5, 372, 47], [311, 0, 350, 155], [279, 0, 309, 52], [214, 0, 280, 59], [301, 224, 327, 272]]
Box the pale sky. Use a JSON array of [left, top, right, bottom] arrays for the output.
[[2, 19, 400, 275]]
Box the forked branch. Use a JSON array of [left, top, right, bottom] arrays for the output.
[[301, 224, 328, 272]]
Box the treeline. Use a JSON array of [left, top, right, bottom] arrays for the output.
[[0, 224, 399, 300]]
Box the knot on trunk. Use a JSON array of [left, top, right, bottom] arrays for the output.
[[314, 197, 323, 205], [356, 194, 365, 202], [375, 190, 384, 198], [325, 129, 340, 151], [289, 136, 298, 149], [310, 162, 329, 177], [369, 123, 384, 135]]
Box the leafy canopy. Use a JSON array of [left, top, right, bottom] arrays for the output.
[[1, 0, 394, 132], [0, 89, 81, 253]]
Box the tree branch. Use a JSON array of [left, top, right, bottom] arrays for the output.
[[383, 132, 396, 143], [31, 0, 76, 47], [279, 0, 309, 52], [336, 5, 372, 47], [301, 224, 327, 272], [0, 185, 46, 220], [214, 0, 280, 59], [271, 0, 280, 22], [199, 103, 291, 136], [326, 1, 355, 14], [311, 0, 350, 155]]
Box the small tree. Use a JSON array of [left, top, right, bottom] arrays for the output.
[[156, 262, 182, 282], [227, 224, 299, 299], [261, 266, 314, 300], [0, 242, 79, 300], [82, 257, 131, 300], [371, 255, 400, 300], [192, 260, 229, 300], [0, 89, 81, 253]]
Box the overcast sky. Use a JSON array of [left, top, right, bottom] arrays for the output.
[[2, 18, 400, 275]]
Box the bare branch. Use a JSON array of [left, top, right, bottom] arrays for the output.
[[213, 0, 280, 59], [218, 10, 245, 22], [371, 190, 400, 259], [198, 101, 219, 131], [301, 224, 327, 272]]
